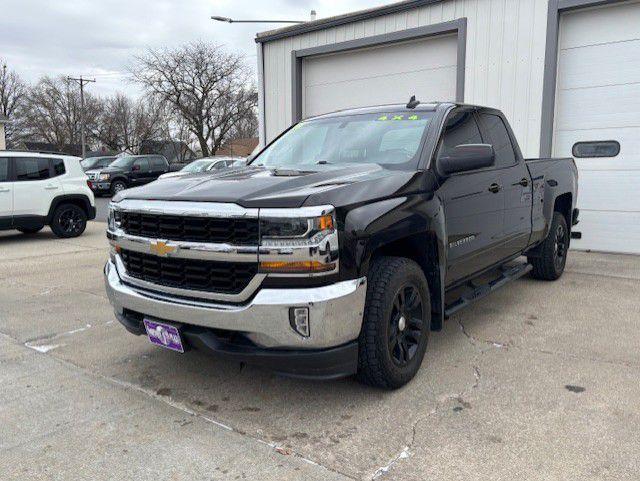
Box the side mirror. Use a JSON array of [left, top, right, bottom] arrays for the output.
[[439, 144, 495, 175], [131, 164, 141, 171]]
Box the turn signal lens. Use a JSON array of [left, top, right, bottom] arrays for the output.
[[259, 260, 336, 273], [317, 214, 334, 231]]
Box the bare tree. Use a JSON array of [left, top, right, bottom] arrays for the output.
[[22, 76, 101, 151], [227, 107, 258, 141], [96, 93, 165, 154], [131, 42, 257, 156], [0, 60, 28, 147]]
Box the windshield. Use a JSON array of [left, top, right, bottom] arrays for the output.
[[110, 156, 136, 168], [81, 158, 96, 168], [182, 159, 215, 173], [252, 111, 433, 170], [81, 156, 114, 168]]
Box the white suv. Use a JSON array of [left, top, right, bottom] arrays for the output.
[[0, 151, 96, 237]]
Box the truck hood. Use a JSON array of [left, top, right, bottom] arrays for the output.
[[114, 164, 427, 208]]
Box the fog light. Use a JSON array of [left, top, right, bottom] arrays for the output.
[[289, 307, 310, 337]]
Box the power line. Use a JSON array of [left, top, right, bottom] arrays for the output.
[[67, 76, 96, 159]]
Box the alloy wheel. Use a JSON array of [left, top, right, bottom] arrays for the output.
[[388, 283, 424, 366], [554, 223, 568, 271], [59, 208, 84, 235]]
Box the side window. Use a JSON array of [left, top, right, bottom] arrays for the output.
[[478, 114, 516, 168], [436, 110, 483, 161], [15, 157, 52, 181], [133, 159, 150, 171], [52, 159, 66, 177], [0, 158, 8, 182], [150, 157, 164, 168]]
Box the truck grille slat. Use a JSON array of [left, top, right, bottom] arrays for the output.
[[120, 249, 257, 294], [120, 212, 258, 245]]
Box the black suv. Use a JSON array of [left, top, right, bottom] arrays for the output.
[[86, 155, 169, 196]]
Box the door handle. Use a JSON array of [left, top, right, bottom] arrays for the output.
[[488, 183, 501, 194], [45, 184, 58, 190], [0, 187, 10, 193], [513, 178, 529, 187]]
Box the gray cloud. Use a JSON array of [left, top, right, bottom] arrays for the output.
[[1, 0, 390, 97]]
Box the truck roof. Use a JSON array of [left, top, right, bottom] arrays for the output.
[[304, 101, 499, 122]]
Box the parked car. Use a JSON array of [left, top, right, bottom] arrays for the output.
[[0, 151, 96, 237], [158, 157, 244, 180], [104, 101, 578, 388], [80, 156, 116, 172], [86, 154, 169, 196]]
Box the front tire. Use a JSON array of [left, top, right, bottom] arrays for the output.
[[528, 211, 569, 280], [110, 180, 127, 196], [357, 257, 431, 389], [50, 204, 87, 238]]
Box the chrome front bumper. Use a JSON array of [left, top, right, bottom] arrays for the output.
[[104, 259, 367, 349]]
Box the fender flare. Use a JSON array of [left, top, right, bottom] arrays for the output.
[[345, 195, 447, 331], [46, 194, 96, 222]]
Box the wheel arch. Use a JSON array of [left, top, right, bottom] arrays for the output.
[[553, 192, 572, 233], [46, 195, 93, 223], [367, 232, 445, 331]]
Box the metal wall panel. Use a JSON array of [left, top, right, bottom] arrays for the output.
[[261, 0, 549, 157]]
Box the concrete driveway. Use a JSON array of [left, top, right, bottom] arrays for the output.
[[1, 222, 639, 480]]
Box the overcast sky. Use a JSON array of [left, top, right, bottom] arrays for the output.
[[1, 0, 394, 98]]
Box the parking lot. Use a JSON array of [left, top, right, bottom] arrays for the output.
[[1, 221, 639, 480]]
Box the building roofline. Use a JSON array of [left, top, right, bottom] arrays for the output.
[[255, 0, 447, 43]]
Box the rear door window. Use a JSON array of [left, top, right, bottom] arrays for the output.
[[52, 159, 66, 177], [15, 157, 52, 181]]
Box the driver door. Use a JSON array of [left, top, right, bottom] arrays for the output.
[[435, 109, 505, 286]]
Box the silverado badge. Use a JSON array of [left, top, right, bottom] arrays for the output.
[[149, 240, 177, 257]]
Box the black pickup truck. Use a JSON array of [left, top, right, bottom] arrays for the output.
[[105, 101, 578, 389]]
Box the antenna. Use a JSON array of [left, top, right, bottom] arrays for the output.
[[406, 95, 420, 109]]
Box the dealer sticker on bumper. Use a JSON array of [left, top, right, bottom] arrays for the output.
[[143, 319, 184, 353]]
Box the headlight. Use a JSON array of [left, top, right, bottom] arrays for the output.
[[107, 206, 121, 231], [259, 206, 338, 275], [260, 214, 334, 246], [99, 173, 111, 181]]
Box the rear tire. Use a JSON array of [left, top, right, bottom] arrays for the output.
[[50, 204, 87, 238], [528, 211, 569, 280], [17, 226, 44, 234], [357, 257, 431, 389]]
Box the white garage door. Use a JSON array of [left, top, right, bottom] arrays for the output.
[[553, 1, 640, 254], [302, 34, 458, 118]]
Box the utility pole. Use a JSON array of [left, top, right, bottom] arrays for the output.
[[67, 76, 95, 158]]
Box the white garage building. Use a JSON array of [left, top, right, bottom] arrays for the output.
[[255, 0, 640, 254]]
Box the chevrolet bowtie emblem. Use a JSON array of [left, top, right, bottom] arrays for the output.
[[149, 240, 177, 257]]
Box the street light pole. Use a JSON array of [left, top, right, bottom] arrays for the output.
[[211, 11, 316, 24], [67, 75, 95, 158]]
